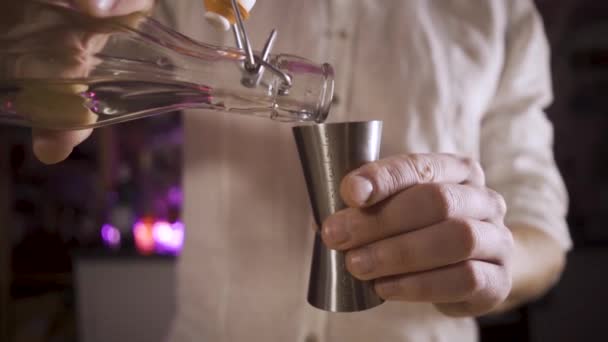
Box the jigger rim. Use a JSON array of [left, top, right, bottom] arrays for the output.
[[293, 119, 383, 130]]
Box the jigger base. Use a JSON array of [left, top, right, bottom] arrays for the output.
[[307, 234, 384, 312]]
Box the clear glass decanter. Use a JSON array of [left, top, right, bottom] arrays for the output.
[[0, 1, 334, 130]]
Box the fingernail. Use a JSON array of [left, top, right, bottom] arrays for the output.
[[95, 0, 117, 12], [75, 0, 116, 15], [323, 217, 350, 245], [348, 248, 374, 275], [33, 139, 73, 165], [347, 175, 373, 205]]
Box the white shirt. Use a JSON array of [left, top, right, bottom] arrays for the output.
[[160, 1, 571, 341]]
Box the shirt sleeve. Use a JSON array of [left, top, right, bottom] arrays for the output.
[[480, 0, 571, 249]]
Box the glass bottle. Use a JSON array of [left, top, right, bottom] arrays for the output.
[[0, 1, 334, 130]]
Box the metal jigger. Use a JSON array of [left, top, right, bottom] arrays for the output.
[[293, 120, 384, 312]]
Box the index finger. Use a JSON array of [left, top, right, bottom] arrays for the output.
[[340, 153, 485, 208]]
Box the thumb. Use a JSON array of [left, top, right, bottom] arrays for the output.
[[32, 129, 92, 165], [73, 0, 155, 17]]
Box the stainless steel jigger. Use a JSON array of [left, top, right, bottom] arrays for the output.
[[293, 120, 384, 312]]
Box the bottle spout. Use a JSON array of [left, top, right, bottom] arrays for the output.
[[316, 63, 334, 123], [271, 57, 334, 123]]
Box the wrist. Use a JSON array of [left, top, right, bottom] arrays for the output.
[[490, 224, 566, 313]]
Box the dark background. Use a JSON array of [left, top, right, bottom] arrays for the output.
[[1, 0, 608, 341], [480, 0, 608, 341]]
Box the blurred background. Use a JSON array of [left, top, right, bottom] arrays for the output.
[[0, 110, 183, 342], [1, 0, 607, 341]]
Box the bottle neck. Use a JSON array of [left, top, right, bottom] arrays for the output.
[[93, 17, 335, 123]]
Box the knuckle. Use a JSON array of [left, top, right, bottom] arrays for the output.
[[460, 157, 477, 174], [427, 183, 458, 219], [487, 188, 507, 217], [376, 160, 404, 195], [501, 227, 515, 254], [461, 156, 486, 186], [461, 261, 487, 296], [462, 157, 484, 175], [461, 156, 476, 168], [366, 154, 443, 196], [407, 154, 438, 183], [453, 219, 480, 259]]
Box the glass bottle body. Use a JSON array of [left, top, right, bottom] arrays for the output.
[[0, 2, 334, 130]]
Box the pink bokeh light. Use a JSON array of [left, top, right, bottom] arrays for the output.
[[132, 218, 184, 255], [133, 219, 155, 255]]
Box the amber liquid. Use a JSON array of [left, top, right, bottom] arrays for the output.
[[203, 0, 250, 23]]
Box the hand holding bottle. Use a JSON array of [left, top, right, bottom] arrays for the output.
[[1, 0, 334, 163], [0, 0, 154, 164]]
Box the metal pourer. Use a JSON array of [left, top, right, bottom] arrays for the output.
[[228, 0, 292, 94]]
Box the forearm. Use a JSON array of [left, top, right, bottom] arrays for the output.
[[491, 224, 567, 313]]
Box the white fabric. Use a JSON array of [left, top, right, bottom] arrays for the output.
[[162, 0, 571, 341]]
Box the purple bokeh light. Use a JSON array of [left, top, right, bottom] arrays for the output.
[[151, 220, 185, 255], [167, 186, 183, 206], [101, 224, 121, 248], [152, 221, 173, 245]]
